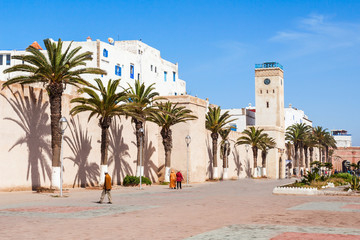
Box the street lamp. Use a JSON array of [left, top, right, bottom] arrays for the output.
[[139, 128, 144, 190], [59, 117, 68, 197], [185, 135, 191, 186]]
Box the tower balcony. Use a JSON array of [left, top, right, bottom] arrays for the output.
[[255, 62, 283, 70]]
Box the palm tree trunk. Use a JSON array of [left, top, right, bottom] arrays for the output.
[[294, 144, 299, 176], [304, 146, 309, 170], [299, 142, 304, 168], [252, 146, 258, 177], [261, 150, 267, 177], [48, 83, 63, 189], [211, 132, 218, 179], [99, 117, 111, 185], [133, 118, 144, 176], [161, 128, 172, 182], [309, 147, 314, 165]]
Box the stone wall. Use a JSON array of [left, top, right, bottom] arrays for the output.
[[0, 83, 256, 190]]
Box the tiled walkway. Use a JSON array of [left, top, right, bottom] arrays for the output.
[[0, 179, 359, 239]]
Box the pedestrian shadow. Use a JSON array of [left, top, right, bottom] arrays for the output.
[[0, 86, 51, 190], [64, 116, 99, 188], [108, 118, 132, 185]]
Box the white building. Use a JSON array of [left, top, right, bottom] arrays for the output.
[[221, 105, 255, 133], [331, 129, 352, 148], [284, 104, 312, 129], [0, 38, 186, 96]]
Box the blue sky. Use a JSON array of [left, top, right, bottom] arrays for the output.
[[1, 0, 359, 145]]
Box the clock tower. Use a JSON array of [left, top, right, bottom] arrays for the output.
[[255, 62, 285, 179]]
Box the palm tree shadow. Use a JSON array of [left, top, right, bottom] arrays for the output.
[[0, 86, 51, 190], [232, 148, 243, 177], [131, 128, 157, 183], [206, 136, 213, 179], [244, 155, 252, 178], [64, 117, 99, 188], [144, 129, 157, 183], [108, 118, 132, 185]]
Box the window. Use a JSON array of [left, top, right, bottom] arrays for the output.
[[230, 124, 237, 131], [266, 101, 269, 108], [164, 71, 167, 82], [273, 89, 275, 93], [6, 54, 11, 65], [115, 65, 121, 76], [173, 72, 176, 82], [266, 90, 268, 93], [138, 73, 140, 80], [155, 66, 157, 73], [174, 92, 177, 96], [130, 64, 134, 79], [151, 65, 153, 71], [0, 55, 3, 65], [260, 90, 262, 94], [103, 49, 108, 57]]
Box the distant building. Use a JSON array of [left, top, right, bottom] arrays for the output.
[[221, 104, 255, 133], [284, 104, 312, 129], [0, 38, 186, 96], [331, 129, 352, 148]]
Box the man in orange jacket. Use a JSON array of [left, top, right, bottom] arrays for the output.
[[98, 172, 112, 204]]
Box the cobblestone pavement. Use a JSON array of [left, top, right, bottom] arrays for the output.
[[0, 179, 359, 239]]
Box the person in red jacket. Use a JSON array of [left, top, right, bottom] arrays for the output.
[[176, 171, 183, 189]]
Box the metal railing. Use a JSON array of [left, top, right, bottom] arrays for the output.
[[255, 62, 283, 70]]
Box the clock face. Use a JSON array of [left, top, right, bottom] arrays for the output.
[[264, 78, 271, 85]]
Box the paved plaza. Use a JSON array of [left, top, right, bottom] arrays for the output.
[[0, 179, 360, 239]]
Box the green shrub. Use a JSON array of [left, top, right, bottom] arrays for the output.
[[123, 175, 152, 186], [331, 173, 353, 182], [350, 176, 360, 190]]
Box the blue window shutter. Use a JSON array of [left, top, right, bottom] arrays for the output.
[[103, 49, 108, 57], [173, 72, 176, 82], [164, 71, 167, 82], [130, 65, 134, 79]]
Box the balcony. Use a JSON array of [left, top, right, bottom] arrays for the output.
[[255, 62, 283, 70]]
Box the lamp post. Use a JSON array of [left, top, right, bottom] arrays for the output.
[[59, 117, 68, 197], [185, 135, 191, 186], [139, 128, 144, 190]]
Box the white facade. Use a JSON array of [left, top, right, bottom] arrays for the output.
[[331, 130, 352, 148], [221, 105, 255, 133], [0, 38, 186, 96], [284, 104, 312, 130]]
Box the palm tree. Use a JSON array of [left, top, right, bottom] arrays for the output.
[[303, 133, 317, 170], [313, 126, 327, 163], [70, 79, 127, 184], [205, 106, 233, 179], [125, 79, 159, 176], [259, 136, 276, 177], [286, 123, 311, 176], [236, 126, 269, 177], [148, 101, 197, 182], [3, 39, 106, 188], [323, 132, 337, 163], [219, 128, 231, 179]]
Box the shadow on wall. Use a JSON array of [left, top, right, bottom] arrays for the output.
[[232, 147, 243, 177], [206, 136, 213, 179], [64, 117, 99, 188], [131, 127, 157, 183], [1, 86, 51, 190], [144, 129, 157, 183], [108, 118, 132, 185]]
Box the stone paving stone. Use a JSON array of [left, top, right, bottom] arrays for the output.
[[186, 224, 360, 240], [289, 201, 360, 212]]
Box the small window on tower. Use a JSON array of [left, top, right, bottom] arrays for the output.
[[266, 90, 268, 94], [266, 102, 269, 108], [260, 90, 262, 94], [273, 89, 275, 93]]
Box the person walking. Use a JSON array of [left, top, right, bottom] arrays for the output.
[[98, 172, 112, 204], [170, 170, 176, 189], [176, 171, 183, 190]]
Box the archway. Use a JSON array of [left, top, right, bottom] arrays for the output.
[[342, 160, 350, 173]]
